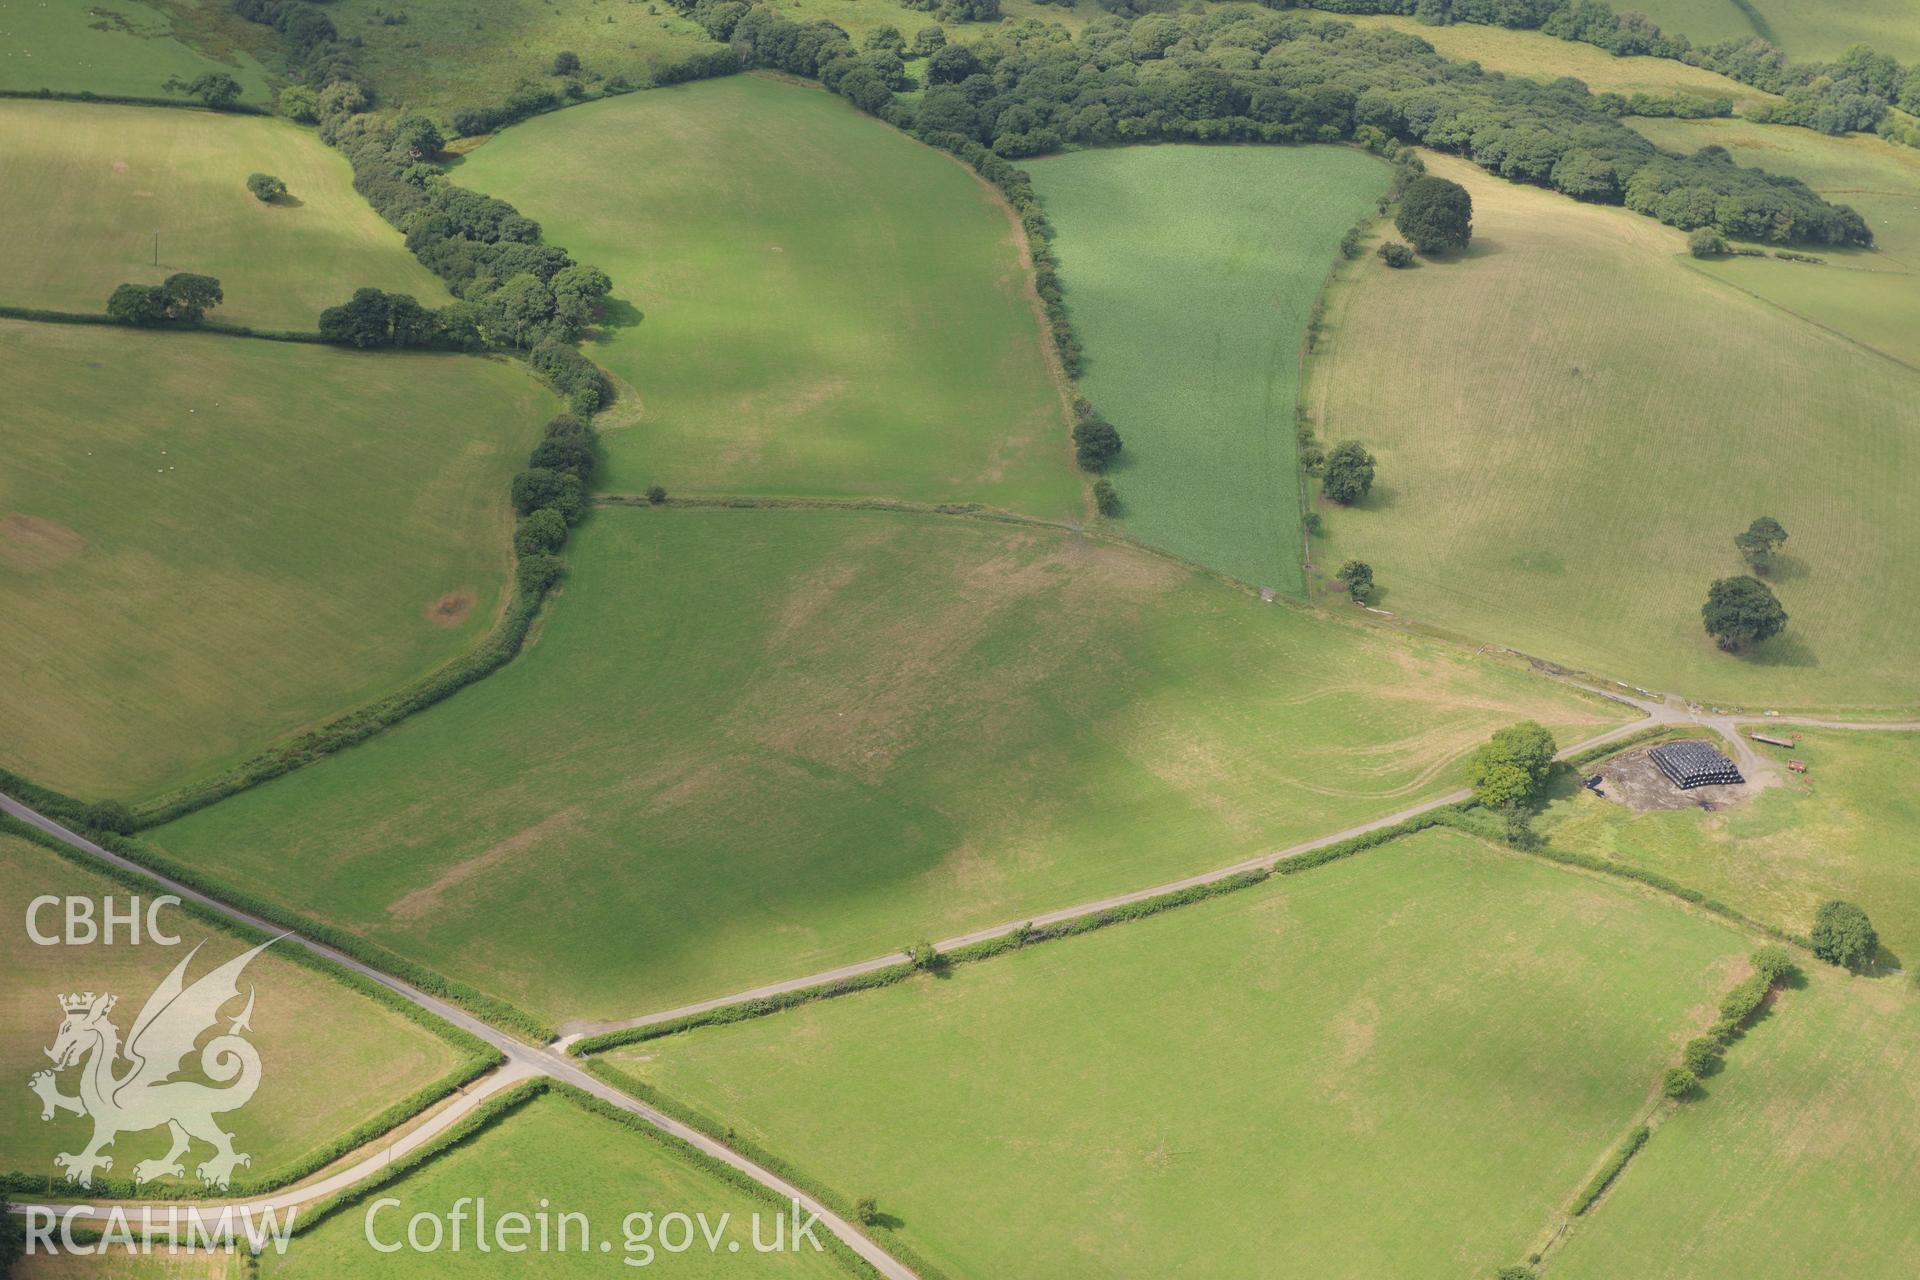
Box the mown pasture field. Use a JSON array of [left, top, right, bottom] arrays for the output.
[[1631, 117, 1920, 367], [259, 1095, 850, 1277], [1588, 0, 1920, 61], [457, 75, 1082, 518], [146, 506, 1622, 1024], [1341, 14, 1774, 111], [1306, 153, 1920, 710], [0, 101, 449, 332], [1543, 730, 1920, 966], [1550, 966, 1920, 1278], [1024, 145, 1389, 591], [0, 0, 271, 103], [0, 320, 551, 801], [0, 832, 464, 1190], [599, 828, 1753, 1279]]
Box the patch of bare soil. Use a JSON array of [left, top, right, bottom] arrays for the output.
[[0, 513, 85, 570], [1589, 745, 1756, 813], [426, 592, 474, 627]]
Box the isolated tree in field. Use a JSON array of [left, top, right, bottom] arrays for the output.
[[1072, 408, 1122, 472], [1464, 721, 1558, 809], [1733, 516, 1788, 573], [646, 485, 667, 505], [1394, 175, 1472, 254], [1688, 227, 1728, 258], [1092, 476, 1120, 517], [855, 1198, 880, 1227], [912, 24, 947, 56], [1811, 900, 1877, 970], [161, 272, 223, 322], [246, 172, 287, 202], [1377, 241, 1414, 268], [552, 50, 582, 75], [184, 72, 242, 109], [1320, 440, 1375, 504], [107, 283, 169, 326], [1701, 575, 1787, 651], [1336, 559, 1374, 602]]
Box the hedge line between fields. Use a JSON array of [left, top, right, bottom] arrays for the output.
[[0, 306, 324, 343], [264, 1078, 883, 1278], [0, 88, 268, 113], [0, 812, 502, 1200], [6, 815, 555, 1043], [1569, 1124, 1649, 1216], [133, 582, 547, 828], [572, 810, 1455, 1056]]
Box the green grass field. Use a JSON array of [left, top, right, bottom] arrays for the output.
[[1025, 145, 1389, 591], [0, 0, 272, 103], [1306, 152, 1920, 710], [1543, 730, 1920, 966], [0, 320, 552, 801], [599, 828, 1753, 1278], [1566, 0, 1920, 63], [457, 75, 1081, 517], [1550, 966, 1920, 1278], [145, 505, 1620, 1023], [1341, 14, 1774, 111], [0, 101, 449, 332], [259, 1095, 850, 1277], [0, 832, 463, 1190], [1631, 117, 1920, 366], [322, 0, 715, 120]]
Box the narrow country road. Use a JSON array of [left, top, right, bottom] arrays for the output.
[[0, 793, 920, 1280], [8, 680, 1914, 1251]]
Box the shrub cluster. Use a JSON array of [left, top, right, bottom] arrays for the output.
[[236, 0, 618, 355], [1654, 945, 1798, 1102], [105, 273, 224, 327]]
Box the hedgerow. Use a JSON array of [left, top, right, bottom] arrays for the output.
[[0, 812, 502, 1199], [672, 1, 1869, 245], [578, 1063, 946, 1280], [1569, 1123, 1648, 1215]]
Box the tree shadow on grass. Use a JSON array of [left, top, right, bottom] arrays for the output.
[[596, 296, 645, 333], [1762, 554, 1808, 583], [1740, 632, 1818, 669]]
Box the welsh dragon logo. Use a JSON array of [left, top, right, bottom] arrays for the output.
[[29, 939, 276, 1189]]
